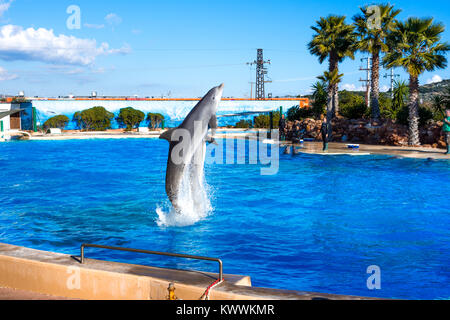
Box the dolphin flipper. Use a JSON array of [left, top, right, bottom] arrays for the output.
[[160, 128, 176, 142], [208, 115, 217, 129], [204, 135, 218, 145], [208, 115, 217, 136]]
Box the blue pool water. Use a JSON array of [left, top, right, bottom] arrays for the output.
[[0, 139, 449, 299]]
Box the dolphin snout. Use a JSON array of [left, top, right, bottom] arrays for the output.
[[217, 83, 224, 97]]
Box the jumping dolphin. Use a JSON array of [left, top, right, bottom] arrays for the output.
[[159, 84, 224, 211]]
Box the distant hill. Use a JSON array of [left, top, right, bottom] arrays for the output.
[[419, 79, 450, 102], [300, 79, 449, 102]]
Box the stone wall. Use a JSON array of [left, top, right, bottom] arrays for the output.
[[284, 118, 447, 149]]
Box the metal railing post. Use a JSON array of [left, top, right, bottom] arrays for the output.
[[80, 244, 223, 282]]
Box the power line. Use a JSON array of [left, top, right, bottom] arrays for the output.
[[359, 56, 371, 108], [383, 68, 400, 98]]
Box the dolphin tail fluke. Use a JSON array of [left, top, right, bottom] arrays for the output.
[[159, 128, 177, 142]]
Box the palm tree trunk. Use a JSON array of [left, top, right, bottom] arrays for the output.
[[326, 86, 334, 122], [329, 52, 339, 117], [371, 51, 381, 119], [333, 85, 339, 116], [408, 75, 420, 146]]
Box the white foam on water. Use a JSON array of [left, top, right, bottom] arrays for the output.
[[155, 164, 213, 227]]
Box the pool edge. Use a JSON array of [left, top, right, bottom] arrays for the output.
[[0, 242, 378, 300]]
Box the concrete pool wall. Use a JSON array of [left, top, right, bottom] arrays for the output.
[[0, 243, 372, 300]]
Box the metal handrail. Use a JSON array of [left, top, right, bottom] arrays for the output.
[[80, 243, 223, 281]]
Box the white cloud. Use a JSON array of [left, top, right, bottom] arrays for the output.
[[85, 13, 122, 31], [341, 83, 365, 91], [0, 66, 18, 80], [380, 85, 390, 92], [105, 13, 122, 26], [0, 0, 13, 18], [342, 83, 356, 91], [0, 25, 130, 65], [84, 23, 105, 30], [426, 75, 443, 84]]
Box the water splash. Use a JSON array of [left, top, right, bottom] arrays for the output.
[[155, 164, 213, 227]]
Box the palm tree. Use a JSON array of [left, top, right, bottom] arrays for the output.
[[383, 17, 450, 145], [432, 95, 446, 120], [431, 87, 450, 121], [383, 80, 409, 120], [318, 70, 344, 129], [353, 4, 401, 120], [308, 15, 356, 117], [311, 81, 327, 118], [392, 80, 409, 110]]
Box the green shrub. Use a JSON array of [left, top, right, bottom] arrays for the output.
[[72, 106, 114, 131], [311, 102, 326, 119], [430, 95, 449, 121], [339, 91, 367, 119], [116, 107, 145, 131], [234, 119, 252, 128], [253, 111, 280, 129], [286, 105, 313, 121], [396, 105, 434, 127], [379, 93, 396, 119], [43, 115, 69, 129], [340, 103, 367, 119]]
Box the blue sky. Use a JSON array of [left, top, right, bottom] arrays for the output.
[[0, 0, 449, 98]]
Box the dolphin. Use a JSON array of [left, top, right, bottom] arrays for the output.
[[159, 84, 224, 211]]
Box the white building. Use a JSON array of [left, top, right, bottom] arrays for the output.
[[0, 103, 22, 141]]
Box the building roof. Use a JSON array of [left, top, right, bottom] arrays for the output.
[[0, 109, 22, 120]]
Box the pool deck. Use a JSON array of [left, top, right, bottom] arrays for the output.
[[281, 141, 450, 160], [0, 286, 73, 300], [17, 130, 449, 160], [28, 131, 162, 140]]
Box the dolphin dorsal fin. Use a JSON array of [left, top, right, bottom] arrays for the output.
[[159, 128, 176, 142]]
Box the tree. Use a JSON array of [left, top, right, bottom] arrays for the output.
[[311, 81, 327, 118], [146, 113, 165, 129], [383, 17, 450, 145], [116, 107, 145, 131], [308, 15, 356, 116], [43, 115, 69, 130], [317, 69, 344, 125], [72, 111, 83, 130], [73, 106, 114, 131], [353, 4, 401, 119]]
